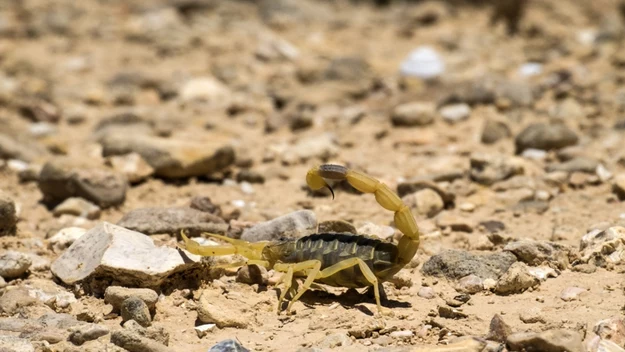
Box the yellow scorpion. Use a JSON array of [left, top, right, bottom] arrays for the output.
[[181, 164, 420, 314]]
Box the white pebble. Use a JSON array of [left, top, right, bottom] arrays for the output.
[[240, 182, 254, 195], [390, 330, 414, 339], [232, 200, 246, 208], [400, 46, 445, 80], [194, 323, 216, 338]]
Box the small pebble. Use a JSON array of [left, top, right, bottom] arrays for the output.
[[560, 287, 587, 302], [418, 287, 436, 299], [0, 251, 32, 279], [194, 323, 216, 338], [121, 297, 152, 327]]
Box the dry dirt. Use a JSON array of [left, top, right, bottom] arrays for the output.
[[1, 0, 625, 351]]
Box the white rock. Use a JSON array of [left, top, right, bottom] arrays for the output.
[[53, 198, 101, 219], [48, 227, 88, 253], [440, 103, 471, 123], [240, 182, 254, 195], [521, 149, 548, 161], [580, 226, 625, 266], [518, 62, 543, 77], [357, 222, 395, 240], [51, 222, 202, 287], [528, 266, 558, 281], [560, 286, 587, 301], [400, 46, 445, 80], [390, 330, 414, 338], [596, 164, 613, 182], [194, 323, 216, 338], [180, 77, 230, 104]]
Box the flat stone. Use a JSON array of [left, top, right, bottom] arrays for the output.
[[52, 197, 101, 219], [68, 323, 110, 345], [241, 210, 317, 242], [111, 330, 172, 352], [100, 134, 235, 179], [506, 329, 584, 352], [0, 251, 31, 279], [391, 102, 436, 127], [105, 286, 158, 311], [547, 157, 599, 174], [51, 222, 202, 288], [194, 323, 216, 338], [515, 123, 579, 153], [421, 250, 517, 280], [494, 262, 539, 295], [117, 207, 227, 236], [197, 290, 249, 328], [38, 158, 128, 208]]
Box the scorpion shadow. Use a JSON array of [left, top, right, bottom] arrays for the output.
[[277, 285, 411, 316]]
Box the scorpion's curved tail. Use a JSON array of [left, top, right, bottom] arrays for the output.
[[306, 164, 420, 265]]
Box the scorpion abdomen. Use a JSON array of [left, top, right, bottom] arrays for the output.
[[281, 233, 401, 288]]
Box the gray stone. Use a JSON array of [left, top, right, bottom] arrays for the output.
[[421, 250, 517, 280], [0, 251, 31, 279], [241, 210, 317, 242], [52, 197, 101, 219], [391, 102, 435, 127], [69, 323, 110, 345], [506, 329, 584, 352], [209, 339, 250, 352], [318, 220, 357, 234], [504, 239, 569, 269], [121, 297, 152, 327], [515, 123, 579, 153], [105, 286, 159, 311], [38, 158, 128, 208], [111, 330, 171, 352], [497, 80, 534, 107], [470, 153, 524, 185], [494, 262, 539, 295], [0, 194, 17, 236], [481, 119, 511, 144], [51, 222, 202, 288], [100, 134, 234, 179], [546, 157, 599, 174], [117, 207, 227, 236]]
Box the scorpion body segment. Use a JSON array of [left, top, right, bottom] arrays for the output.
[[181, 164, 421, 314]]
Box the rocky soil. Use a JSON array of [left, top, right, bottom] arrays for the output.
[[1, 0, 625, 351]]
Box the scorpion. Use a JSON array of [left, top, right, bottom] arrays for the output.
[[180, 164, 420, 315]]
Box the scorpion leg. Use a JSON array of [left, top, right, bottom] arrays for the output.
[[307, 164, 420, 264], [274, 265, 294, 313], [316, 257, 384, 315], [274, 260, 322, 314]]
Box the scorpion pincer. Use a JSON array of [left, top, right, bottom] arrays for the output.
[[180, 164, 421, 315]]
